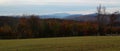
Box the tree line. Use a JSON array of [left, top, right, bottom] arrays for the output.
[[0, 5, 120, 39]]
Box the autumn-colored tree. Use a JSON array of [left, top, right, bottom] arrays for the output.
[[27, 15, 41, 38], [17, 17, 30, 38], [0, 24, 12, 39]]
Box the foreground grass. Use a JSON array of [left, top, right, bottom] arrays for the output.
[[0, 36, 120, 51]]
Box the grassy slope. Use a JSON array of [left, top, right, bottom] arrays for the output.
[[0, 36, 120, 51]]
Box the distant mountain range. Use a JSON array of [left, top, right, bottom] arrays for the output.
[[0, 13, 120, 22], [65, 13, 97, 21], [40, 13, 98, 21], [40, 13, 70, 19]]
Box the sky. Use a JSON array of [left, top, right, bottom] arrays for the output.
[[0, 0, 120, 15]]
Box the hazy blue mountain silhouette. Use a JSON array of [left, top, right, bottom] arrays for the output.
[[39, 13, 98, 21], [40, 13, 70, 19], [65, 13, 97, 21]]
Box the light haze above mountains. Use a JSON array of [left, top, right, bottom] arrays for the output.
[[0, 0, 120, 16]]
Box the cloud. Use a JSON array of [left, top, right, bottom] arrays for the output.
[[0, 6, 119, 16], [0, 0, 120, 6], [0, 0, 120, 15]]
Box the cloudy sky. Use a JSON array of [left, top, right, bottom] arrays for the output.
[[0, 0, 120, 15]]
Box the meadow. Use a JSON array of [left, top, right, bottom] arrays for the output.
[[0, 36, 120, 51]]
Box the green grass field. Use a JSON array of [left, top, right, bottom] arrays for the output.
[[0, 36, 120, 51]]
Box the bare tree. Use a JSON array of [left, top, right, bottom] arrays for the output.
[[97, 5, 106, 35], [109, 11, 120, 34]]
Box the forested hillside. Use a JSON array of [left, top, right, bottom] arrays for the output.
[[0, 5, 120, 39], [0, 13, 120, 39]]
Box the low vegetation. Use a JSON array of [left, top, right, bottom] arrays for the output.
[[0, 36, 120, 51]]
